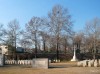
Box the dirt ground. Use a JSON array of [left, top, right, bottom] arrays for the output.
[[0, 62, 100, 74]]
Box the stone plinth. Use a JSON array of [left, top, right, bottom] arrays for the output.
[[71, 54, 78, 61], [32, 58, 49, 69]]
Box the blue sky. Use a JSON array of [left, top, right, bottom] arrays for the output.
[[0, 0, 100, 32]]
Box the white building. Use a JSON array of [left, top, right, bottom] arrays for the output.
[[0, 45, 8, 55]]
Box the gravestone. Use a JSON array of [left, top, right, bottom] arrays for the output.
[[32, 58, 49, 69], [0, 54, 4, 66], [77, 61, 83, 67], [83, 60, 88, 67], [94, 60, 99, 67], [88, 60, 94, 67]]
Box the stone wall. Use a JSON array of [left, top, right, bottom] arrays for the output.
[[32, 58, 49, 69]]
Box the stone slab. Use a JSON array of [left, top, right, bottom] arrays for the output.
[[32, 58, 49, 69]]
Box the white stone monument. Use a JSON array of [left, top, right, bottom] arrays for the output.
[[71, 45, 78, 61], [32, 58, 49, 69]]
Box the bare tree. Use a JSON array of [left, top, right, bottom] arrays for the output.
[[20, 35, 32, 49], [60, 35, 69, 54], [85, 17, 100, 60], [48, 5, 73, 60], [73, 32, 84, 53], [40, 31, 49, 51], [25, 17, 42, 58], [4, 19, 21, 59], [39, 18, 50, 51], [0, 24, 5, 43]]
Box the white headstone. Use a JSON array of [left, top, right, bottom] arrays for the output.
[[77, 61, 83, 67], [83, 60, 88, 67], [88, 60, 94, 67], [94, 60, 99, 67]]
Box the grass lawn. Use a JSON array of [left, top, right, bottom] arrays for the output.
[[0, 62, 100, 74]]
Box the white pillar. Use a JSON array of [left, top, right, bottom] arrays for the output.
[[71, 45, 78, 61]]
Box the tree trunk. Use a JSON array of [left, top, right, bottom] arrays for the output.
[[43, 40, 46, 51], [64, 38, 67, 54], [56, 36, 59, 60], [35, 33, 37, 58], [56, 42, 59, 60]]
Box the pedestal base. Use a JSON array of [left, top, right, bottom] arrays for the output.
[[71, 55, 78, 61]]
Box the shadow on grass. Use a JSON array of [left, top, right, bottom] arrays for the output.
[[0, 64, 32, 69], [0, 64, 77, 69], [49, 65, 77, 69]]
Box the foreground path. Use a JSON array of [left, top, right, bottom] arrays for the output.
[[0, 62, 100, 74]]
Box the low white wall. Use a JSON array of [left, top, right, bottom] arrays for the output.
[[5, 60, 32, 65]]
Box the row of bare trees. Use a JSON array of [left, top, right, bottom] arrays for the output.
[[73, 18, 100, 60], [0, 5, 73, 60], [22, 5, 73, 59], [0, 4, 100, 60]]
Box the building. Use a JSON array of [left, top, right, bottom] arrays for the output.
[[16, 47, 24, 53], [0, 45, 33, 55], [24, 48, 33, 53], [0, 45, 8, 55]]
